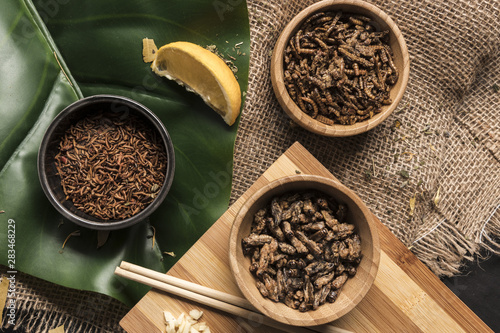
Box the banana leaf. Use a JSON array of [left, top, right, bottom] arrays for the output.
[[0, 0, 249, 306]]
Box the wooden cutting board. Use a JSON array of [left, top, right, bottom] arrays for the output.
[[120, 142, 492, 333]]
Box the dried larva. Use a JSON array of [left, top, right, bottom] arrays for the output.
[[283, 11, 398, 125]]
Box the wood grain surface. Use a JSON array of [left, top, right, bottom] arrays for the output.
[[120, 142, 492, 333], [228, 174, 380, 327]]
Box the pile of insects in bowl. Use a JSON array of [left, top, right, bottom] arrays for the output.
[[241, 191, 362, 312], [283, 11, 399, 125], [54, 111, 168, 220]]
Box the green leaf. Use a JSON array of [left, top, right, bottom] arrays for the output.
[[0, 0, 249, 306]]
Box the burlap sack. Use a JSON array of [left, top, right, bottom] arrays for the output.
[[232, 0, 500, 278], [0, 268, 128, 332], [2, 0, 499, 331]]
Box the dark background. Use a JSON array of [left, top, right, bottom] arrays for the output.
[[442, 252, 500, 332]]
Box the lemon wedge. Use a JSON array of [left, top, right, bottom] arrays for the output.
[[147, 40, 241, 126]]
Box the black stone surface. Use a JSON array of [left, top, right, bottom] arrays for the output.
[[442, 253, 500, 332]]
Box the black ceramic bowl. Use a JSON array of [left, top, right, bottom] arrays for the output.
[[37, 95, 175, 230]]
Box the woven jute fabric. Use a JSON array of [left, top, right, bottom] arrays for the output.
[[232, 0, 500, 278], [2, 0, 499, 332], [0, 266, 127, 332]]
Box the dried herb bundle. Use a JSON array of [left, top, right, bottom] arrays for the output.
[[284, 11, 398, 125], [55, 111, 168, 220], [242, 191, 361, 312]]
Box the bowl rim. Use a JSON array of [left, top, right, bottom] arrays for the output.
[[270, 0, 410, 137], [229, 174, 381, 326], [37, 94, 175, 231]]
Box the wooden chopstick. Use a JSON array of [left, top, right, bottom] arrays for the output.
[[119, 261, 258, 312], [115, 261, 352, 333], [115, 265, 312, 333]]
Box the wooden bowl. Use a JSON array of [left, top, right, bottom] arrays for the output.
[[229, 175, 380, 326], [271, 0, 410, 137]]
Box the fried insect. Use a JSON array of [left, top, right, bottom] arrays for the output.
[[54, 111, 168, 220], [242, 191, 362, 312], [283, 11, 398, 125]]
